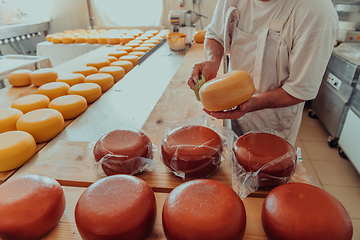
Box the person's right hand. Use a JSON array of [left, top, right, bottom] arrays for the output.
[[187, 60, 219, 90]]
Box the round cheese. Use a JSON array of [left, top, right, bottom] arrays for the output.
[[144, 39, 158, 45], [16, 109, 65, 143], [73, 66, 98, 77], [110, 60, 133, 74], [8, 69, 32, 87], [0, 108, 23, 134], [11, 94, 50, 114], [51, 36, 63, 44], [56, 73, 85, 87], [119, 55, 139, 66], [75, 37, 87, 43], [98, 37, 109, 44], [149, 38, 160, 43], [125, 42, 141, 48], [68, 83, 102, 104], [108, 37, 121, 45], [86, 59, 111, 70], [0, 175, 66, 240], [129, 51, 145, 57], [133, 46, 150, 52], [141, 43, 156, 49], [99, 66, 125, 82], [30, 68, 58, 87], [46, 34, 53, 42], [107, 56, 118, 63], [87, 36, 98, 44], [146, 30, 159, 36], [108, 50, 128, 59], [75, 175, 156, 240], [120, 35, 135, 45], [49, 95, 87, 120], [262, 182, 353, 240], [116, 45, 133, 53], [136, 36, 150, 41], [37, 82, 70, 100], [129, 40, 144, 45], [84, 73, 114, 92], [0, 131, 36, 171], [62, 35, 75, 44], [163, 179, 246, 240], [63, 30, 75, 34]]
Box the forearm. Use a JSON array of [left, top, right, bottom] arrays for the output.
[[204, 38, 224, 69]]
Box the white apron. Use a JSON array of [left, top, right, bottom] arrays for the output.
[[225, 0, 304, 146]]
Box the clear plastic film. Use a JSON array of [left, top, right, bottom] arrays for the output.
[[87, 128, 157, 178]]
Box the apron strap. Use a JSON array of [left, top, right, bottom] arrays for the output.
[[224, 0, 240, 54], [269, 0, 299, 33]]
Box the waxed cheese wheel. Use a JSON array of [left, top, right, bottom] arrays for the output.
[[0, 108, 23, 134], [87, 36, 98, 44], [125, 42, 141, 48], [49, 95, 87, 120], [84, 73, 114, 92], [161, 125, 223, 179], [120, 35, 135, 44], [133, 46, 150, 52], [108, 50, 128, 59], [73, 66, 98, 77], [8, 69, 32, 87], [68, 83, 102, 104], [93, 129, 153, 176], [129, 40, 144, 45], [37, 82, 70, 100], [62, 35, 75, 44], [163, 179, 246, 240], [0, 131, 36, 171], [56, 73, 85, 87], [51, 36, 62, 44], [116, 45, 133, 53], [233, 132, 297, 187], [119, 55, 139, 66], [144, 39, 158, 45], [75, 36, 87, 43], [75, 175, 156, 240], [129, 51, 145, 57], [11, 94, 50, 114], [262, 182, 353, 240], [99, 66, 125, 82], [86, 59, 111, 70], [98, 36, 109, 44], [137, 36, 150, 41], [141, 43, 156, 49], [110, 60, 133, 74], [107, 56, 118, 63], [16, 109, 65, 143], [30, 68, 58, 87], [108, 37, 121, 45], [0, 175, 66, 240], [46, 34, 53, 42]]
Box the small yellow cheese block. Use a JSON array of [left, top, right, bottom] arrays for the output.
[[87, 36, 98, 44], [75, 37, 88, 43], [107, 56, 118, 63], [110, 60, 133, 74], [0, 131, 37, 171], [140, 43, 156, 49], [120, 35, 135, 45], [0, 108, 23, 134], [129, 51, 145, 57], [99, 66, 125, 83], [16, 109, 64, 143], [108, 37, 121, 45], [125, 42, 141, 48], [86, 59, 111, 70], [8, 69, 32, 87], [119, 55, 139, 66], [56, 73, 85, 87], [49, 95, 87, 120], [116, 46, 133, 53], [133, 46, 150, 52], [37, 82, 70, 101], [108, 50, 127, 59], [30, 68, 58, 87], [73, 66, 98, 77], [11, 94, 50, 114], [68, 83, 102, 104], [84, 73, 114, 92], [51, 36, 63, 44], [62, 35, 75, 44], [98, 37, 109, 44]]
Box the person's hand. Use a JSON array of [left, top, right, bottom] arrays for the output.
[[187, 61, 219, 90]]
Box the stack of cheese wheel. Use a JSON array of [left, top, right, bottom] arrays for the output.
[[11, 94, 50, 114], [93, 129, 153, 176], [8, 69, 32, 87], [0, 175, 66, 239], [30, 68, 58, 87], [56, 73, 85, 87], [49, 95, 87, 120], [75, 175, 156, 240], [161, 125, 223, 179], [233, 132, 297, 187], [0, 108, 23, 133], [84, 73, 114, 92], [68, 83, 102, 104], [262, 182, 353, 240], [163, 179, 247, 240], [37, 82, 70, 100]]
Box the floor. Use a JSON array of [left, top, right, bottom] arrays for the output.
[[294, 103, 360, 239]]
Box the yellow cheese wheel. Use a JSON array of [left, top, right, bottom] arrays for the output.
[[0, 108, 23, 134], [63, 30, 75, 34], [108, 50, 127, 59], [0, 131, 37, 171], [120, 35, 135, 45], [62, 35, 75, 44], [98, 37, 109, 45], [116, 46, 133, 53], [108, 37, 121, 45], [49, 95, 87, 120], [110, 60, 133, 74], [99, 66, 125, 82], [199, 70, 255, 111], [51, 36, 63, 44], [76, 29, 87, 33], [144, 39, 158, 45], [37, 82, 70, 101], [68, 83, 102, 104], [8, 69, 32, 87], [86, 59, 111, 70], [140, 43, 156, 49], [87, 36, 98, 44], [136, 36, 150, 41], [146, 30, 159, 36], [119, 55, 138, 66], [11, 94, 50, 114], [152, 35, 164, 41], [149, 38, 160, 43], [129, 39, 144, 44], [75, 37, 88, 43], [56, 73, 85, 87], [125, 42, 141, 48], [107, 56, 118, 63], [73, 66, 98, 77], [16, 109, 64, 143], [30, 68, 58, 87], [84, 73, 114, 92], [194, 30, 206, 43], [133, 46, 150, 52], [129, 51, 145, 57], [46, 34, 53, 42]]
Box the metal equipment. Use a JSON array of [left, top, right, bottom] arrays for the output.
[[334, 0, 360, 43]]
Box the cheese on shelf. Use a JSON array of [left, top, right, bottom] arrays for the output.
[[75, 37, 88, 43], [56, 73, 85, 87], [62, 35, 75, 44], [46, 34, 54, 42], [68, 83, 102, 104], [73, 66, 98, 77], [119, 55, 139, 66], [125, 42, 141, 48], [129, 51, 145, 57], [86, 59, 111, 70], [11, 94, 50, 114], [49, 95, 87, 120], [87, 36, 99, 44], [51, 36, 63, 44], [140, 43, 156, 49], [108, 50, 127, 59], [120, 35, 135, 45], [0, 108, 23, 134], [110, 60, 133, 74], [108, 37, 121, 45], [8, 69, 32, 87], [30, 68, 58, 87], [84, 73, 114, 92], [99, 66, 125, 83], [37, 82, 70, 101], [133, 46, 150, 52], [116, 46, 133, 53], [98, 37, 109, 45], [107, 56, 118, 63]]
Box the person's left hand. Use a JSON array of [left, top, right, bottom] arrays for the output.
[[203, 97, 254, 120]]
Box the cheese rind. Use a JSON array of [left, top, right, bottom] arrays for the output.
[[99, 66, 125, 82], [68, 83, 102, 104], [56, 73, 85, 87], [37, 82, 70, 100], [0, 108, 24, 134], [119, 55, 139, 66], [110, 60, 133, 74], [30, 68, 58, 87], [8, 69, 32, 87], [86, 59, 111, 70], [108, 50, 128, 59], [116, 46, 133, 53], [84, 73, 114, 92], [11, 94, 50, 114], [49, 95, 87, 120], [73, 66, 98, 77]]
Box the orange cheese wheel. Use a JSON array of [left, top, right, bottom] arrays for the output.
[[110, 60, 133, 74], [87, 36, 98, 44], [119, 55, 138, 66], [56, 73, 85, 87], [8, 69, 32, 87], [49, 95, 87, 120], [129, 51, 145, 57], [86, 59, 111, 70], [140, 43, 156, 48], [146, 30, 159, 36], [68, 83, 102, 104], [107, 56, 118, 63], [125, 42, 141, 48], [144, 39, 158, 45], [30, 68, 58, 87], [194, 30, 206, 43], [16, 108, 64, 143], [149, 37, 160, 43], [51, 36, 63, 44], [120, 35, 135, 44], [98, 37, 109, 44], [108, 50, 128, 59], [129, 40, 144, 45], [133, 46, 150, 52], [108, 37, 121, 45], [46, 34, 53, 42], [136, 36, 150, 41], [0, 108, 23, 134], [63, 30, 75, 34], [62, 35, 75, 44], [75, 175, 156, 240], [116, 45, 133, 53], [73, 66, 98, 77], [75, 37, 87, 43], [84, 73, 114, 92], [0, 175, 66, 240], [99, 66, 125, 82], [11, 94, 50, 114], [37, 82, 70, 100]]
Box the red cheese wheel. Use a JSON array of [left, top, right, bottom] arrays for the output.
[[163, 179, 246, 240], [75, 175, 156, 240], [262, 182, 353, 240], [161, 125, 223, 179], [93, 129, 153, 176], [0, 175, 66, 240], [233, 132, 296, 187]]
